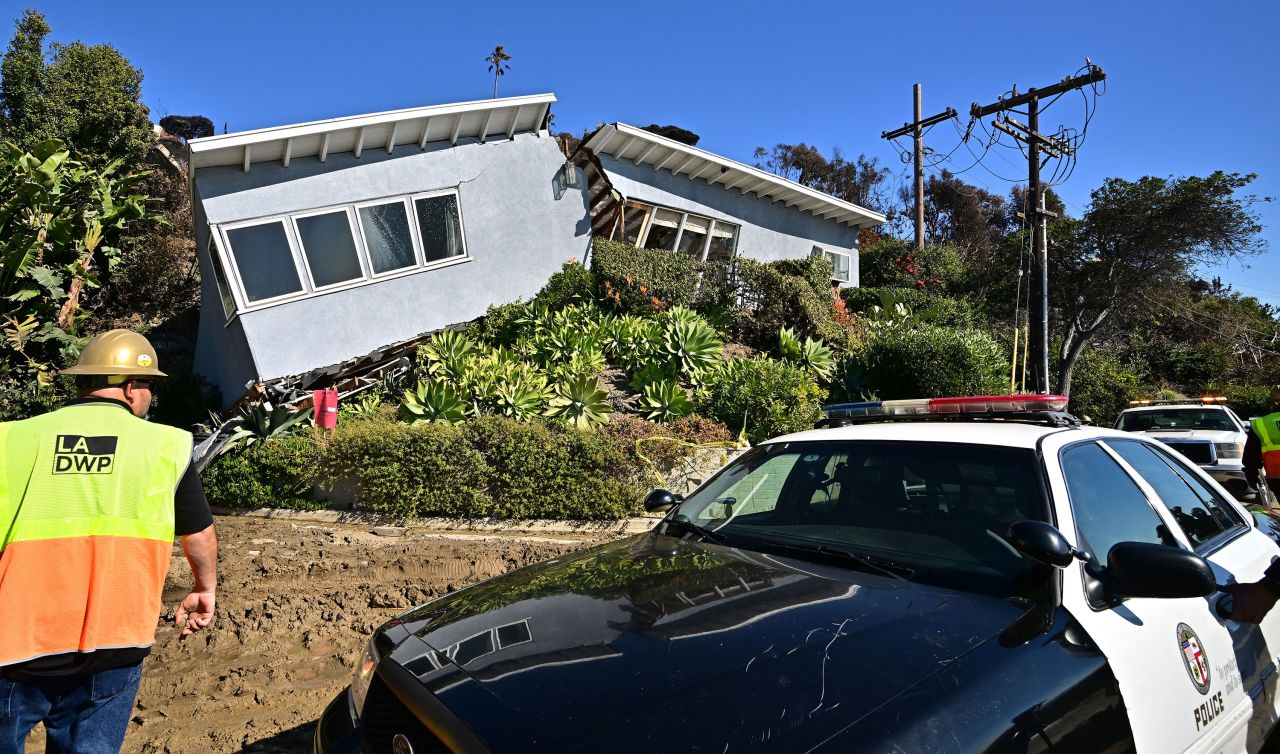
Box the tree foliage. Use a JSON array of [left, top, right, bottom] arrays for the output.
[[754, 143, 890, 213], [641, 124, 699, 146], [0, 10, 152, 166], [158, 114, 214, 142]]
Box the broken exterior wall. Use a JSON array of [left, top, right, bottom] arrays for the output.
[[192, 133, 590, 406], [192, 192, 260, 405], [595, 153, 860, 283]]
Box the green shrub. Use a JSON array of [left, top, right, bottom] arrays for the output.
[[591, 239, 701, 312], [1062, 347, 1142, 426], [840, 287, 979, 328], [531, 260, 597, 311], [202, 434, 323, 510], [732, 256, 840, 349], [858, 238, 965, 290], [695, 357, 825, 444], [317, 418, 489, 518], [467, 301, 531, 347], [1206, 384, 1275, 420], [463, 415, 641, 519], [848, 324, 1007, 400]]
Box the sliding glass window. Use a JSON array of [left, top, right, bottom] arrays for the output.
[[295, 210, 364, 288], [358, 200, 417, 274], [415, 194, 466, 263], [224, 221, 302, 303]]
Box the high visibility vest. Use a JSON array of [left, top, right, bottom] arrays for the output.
[[1256, 413, 1280, 480], [0, 401, 192, 668]]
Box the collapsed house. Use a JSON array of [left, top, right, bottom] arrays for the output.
[[187, 93, 884, 408]]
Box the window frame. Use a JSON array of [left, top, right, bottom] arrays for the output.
[[218, 217, 309, 310], [409, 188, 471, 267], [815, 245, 852, 284], [614, 199, 739, 263], [353, 196, 423, 278], [212, 189, 471, 320], [207, 235, 239, 322], [289, 206, 369, 292]]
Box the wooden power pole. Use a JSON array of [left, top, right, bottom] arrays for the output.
[[882, 85, 956, 251], [970, 64, 1106, 394]]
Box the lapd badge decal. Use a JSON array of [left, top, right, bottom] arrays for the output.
[[52, 435, 118, 475], [137, 354, 153, 367], [1178, 623, 1211, 695]]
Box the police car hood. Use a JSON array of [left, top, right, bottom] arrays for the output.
[[384, 533, 1030, 753]]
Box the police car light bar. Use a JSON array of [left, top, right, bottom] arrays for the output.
[[1128, 396, 1229, 406], [825, 394, 1069, 419]]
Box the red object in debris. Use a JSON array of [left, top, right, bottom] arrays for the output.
[[314, 389, 339, 428]]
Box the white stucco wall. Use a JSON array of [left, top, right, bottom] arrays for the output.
[[192, 132, 590, 405]]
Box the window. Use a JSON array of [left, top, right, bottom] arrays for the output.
[[358, 200, 417, 274], [612, 200, 740, 262], [295, 210, 363, 288], [618, 203, 651, 246], [1105, 440, 1244, 550], [208, 237, 236, 318], [816, 247, 851, 283], [644, 208, 682, 251], [676, 214, 709, 256], [1061, 442, 1177, 566], [414, 194, 465, 263], [706, 221, 739, 263], [224, 221, 302, 303]]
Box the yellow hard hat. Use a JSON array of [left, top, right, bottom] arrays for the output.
[[62, 329, 166, 379]]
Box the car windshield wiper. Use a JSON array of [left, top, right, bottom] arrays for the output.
[[762, 541, 914, 581], [661, 517, 729, 543]]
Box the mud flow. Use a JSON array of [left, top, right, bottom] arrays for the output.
[[24, 515, 617, 753]]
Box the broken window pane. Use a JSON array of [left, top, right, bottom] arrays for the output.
[[644, 208, 682, 250], [676, 214, 709, 258], [706, 221, 739, 264], [618, 203, 651, 245], [415, 194, 465, 263], [296, 210, 363, 288], [359, 201, 416, 274], [225, 221, 302, 303]]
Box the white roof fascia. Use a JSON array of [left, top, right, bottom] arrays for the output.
[[585, 122, 886, 229], [188, 93, 556, 171]]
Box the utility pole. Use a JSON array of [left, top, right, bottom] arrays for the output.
[[970, 63, 1105, 394], [882, 85, 956, 251]]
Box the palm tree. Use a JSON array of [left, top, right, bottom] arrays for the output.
[[485, 45, 512, 99]]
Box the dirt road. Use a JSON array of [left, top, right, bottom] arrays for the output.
[[26, 515, 619, 753]]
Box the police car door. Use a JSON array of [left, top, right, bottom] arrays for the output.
[[1045, 436, 1254, 753]]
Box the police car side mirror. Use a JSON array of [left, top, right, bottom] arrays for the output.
[[645, 489, 683, 513], [1006, 520, 1088, 568], [1104, 542, 1216, 600]]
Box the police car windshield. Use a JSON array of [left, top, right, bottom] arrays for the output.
[[672, 441, 1051, 600], [1115, 409, 1238, 432]]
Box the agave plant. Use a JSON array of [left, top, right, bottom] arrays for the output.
[[418, 330, 480, 380], [546, 374, 612, 429], [661, 317, 723, 378], [338, 390, 383, 420], [639, 379, 694, 423], [778, 326, 835, 381], [400, 380, 468, 424], [492, 370, 552, 419], [221, 401, 314, 455], [628, 361, 678, 393]]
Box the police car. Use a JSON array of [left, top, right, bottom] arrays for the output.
[[1115, 397, 1255, 501], [315, 395, 1280, 754]]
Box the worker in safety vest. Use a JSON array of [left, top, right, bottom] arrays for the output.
[[0, 329, 217, 754], [1244, 387, 1280, 506]]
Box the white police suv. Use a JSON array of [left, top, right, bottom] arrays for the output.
[[1115, 398, 1255, 501], [316, 395, 1280, 754]]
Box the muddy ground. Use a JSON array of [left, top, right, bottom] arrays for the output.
[[26, 515, 620, 753]]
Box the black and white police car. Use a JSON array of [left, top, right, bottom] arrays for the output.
[[316, 395, 1280, 754]]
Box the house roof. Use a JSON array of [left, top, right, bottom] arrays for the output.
[[187, 93, 556, 172], [582, 123, 886, 229]]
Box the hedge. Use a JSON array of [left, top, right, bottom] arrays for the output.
[[846, 324, 1007, 400], [839, 286, 980, 329], [203, 415, 647, 520], [732, 256, 840, 349], [695, 357, 825, 444], [590, 239, 702, 312]]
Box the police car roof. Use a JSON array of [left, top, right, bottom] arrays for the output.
[[767, 420, 1124, 449]]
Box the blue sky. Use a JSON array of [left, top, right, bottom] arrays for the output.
[[19, 0, 1280, 308]]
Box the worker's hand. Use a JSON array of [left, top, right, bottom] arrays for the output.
[[175, 590, 216, 641], [1222, 581, 1279, 624]]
